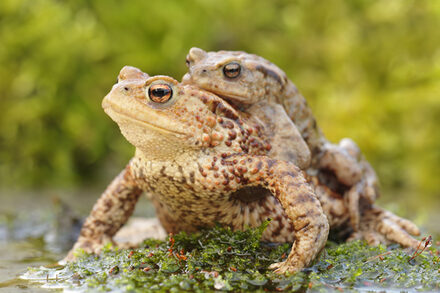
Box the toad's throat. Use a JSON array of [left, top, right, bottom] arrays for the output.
[[103, 106, 186, 136]]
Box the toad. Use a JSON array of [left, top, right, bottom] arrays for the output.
[[183, 48, 378, 230], [68, 66, 420, 274], [67, 66, 330, 274]]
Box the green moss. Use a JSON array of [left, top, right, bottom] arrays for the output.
[[26, 222, 440, 292]]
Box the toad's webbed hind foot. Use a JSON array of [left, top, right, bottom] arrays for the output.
[[348, 205, 420, 248]]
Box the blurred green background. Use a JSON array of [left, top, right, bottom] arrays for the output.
[[1, 0, 439, 213]]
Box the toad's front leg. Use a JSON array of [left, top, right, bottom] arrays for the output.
[[230, 155, 329, 274], [65, 164, 142, 261]]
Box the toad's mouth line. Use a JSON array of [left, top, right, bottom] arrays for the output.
[[217, 93, 249, 104], [103, 106, 187, 136], [197, 86, 248, 104], [182, 74, 249, 104]]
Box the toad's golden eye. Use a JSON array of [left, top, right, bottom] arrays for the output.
[[223, 62, 241, 79], [148, 84, 173, 103]]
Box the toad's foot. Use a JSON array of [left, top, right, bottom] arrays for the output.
[[268, 250, 321, 274], [64, 235, 114, 262], [348, 205, 420, 249], [268, 261, 292, 274]]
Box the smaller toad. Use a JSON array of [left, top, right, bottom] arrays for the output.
[[183, 48, 379, 230]]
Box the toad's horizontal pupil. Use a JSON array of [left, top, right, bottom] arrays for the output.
[[224, 63, 241, 78], [148, 84, 173, 103], [152, 87, 170, 97]]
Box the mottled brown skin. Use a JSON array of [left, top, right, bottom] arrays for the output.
[[182, 48, 379, 231], [67, 66, 330, 274], [306, 175, 420, 248]]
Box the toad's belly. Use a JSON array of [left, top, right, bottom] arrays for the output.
[[148, 187, 296, 243]]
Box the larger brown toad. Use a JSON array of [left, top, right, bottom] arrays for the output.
[[183, 48, 379, 230], [67, 66, 330, 274]]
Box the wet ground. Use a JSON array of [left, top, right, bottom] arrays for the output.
[[0, 190, 154, 292], [0, 189, 438, 292]]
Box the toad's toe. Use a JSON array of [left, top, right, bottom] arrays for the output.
[[363, 231, 383, 246], [378, 218, 420, 249], [383, 210, 420, 236], [269, 261, 301, 274]]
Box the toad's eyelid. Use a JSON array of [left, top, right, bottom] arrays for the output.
[[215, 58, 241, 69], [145, 76, 179, 87]]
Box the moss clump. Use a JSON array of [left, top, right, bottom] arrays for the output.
[[26, 222, 440, 292]]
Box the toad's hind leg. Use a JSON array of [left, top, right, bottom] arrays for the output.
[[228, 155, 329, 274]]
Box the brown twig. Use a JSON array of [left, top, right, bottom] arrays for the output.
[[366, 251, 392, 262], [409, 235, 432, 262]]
